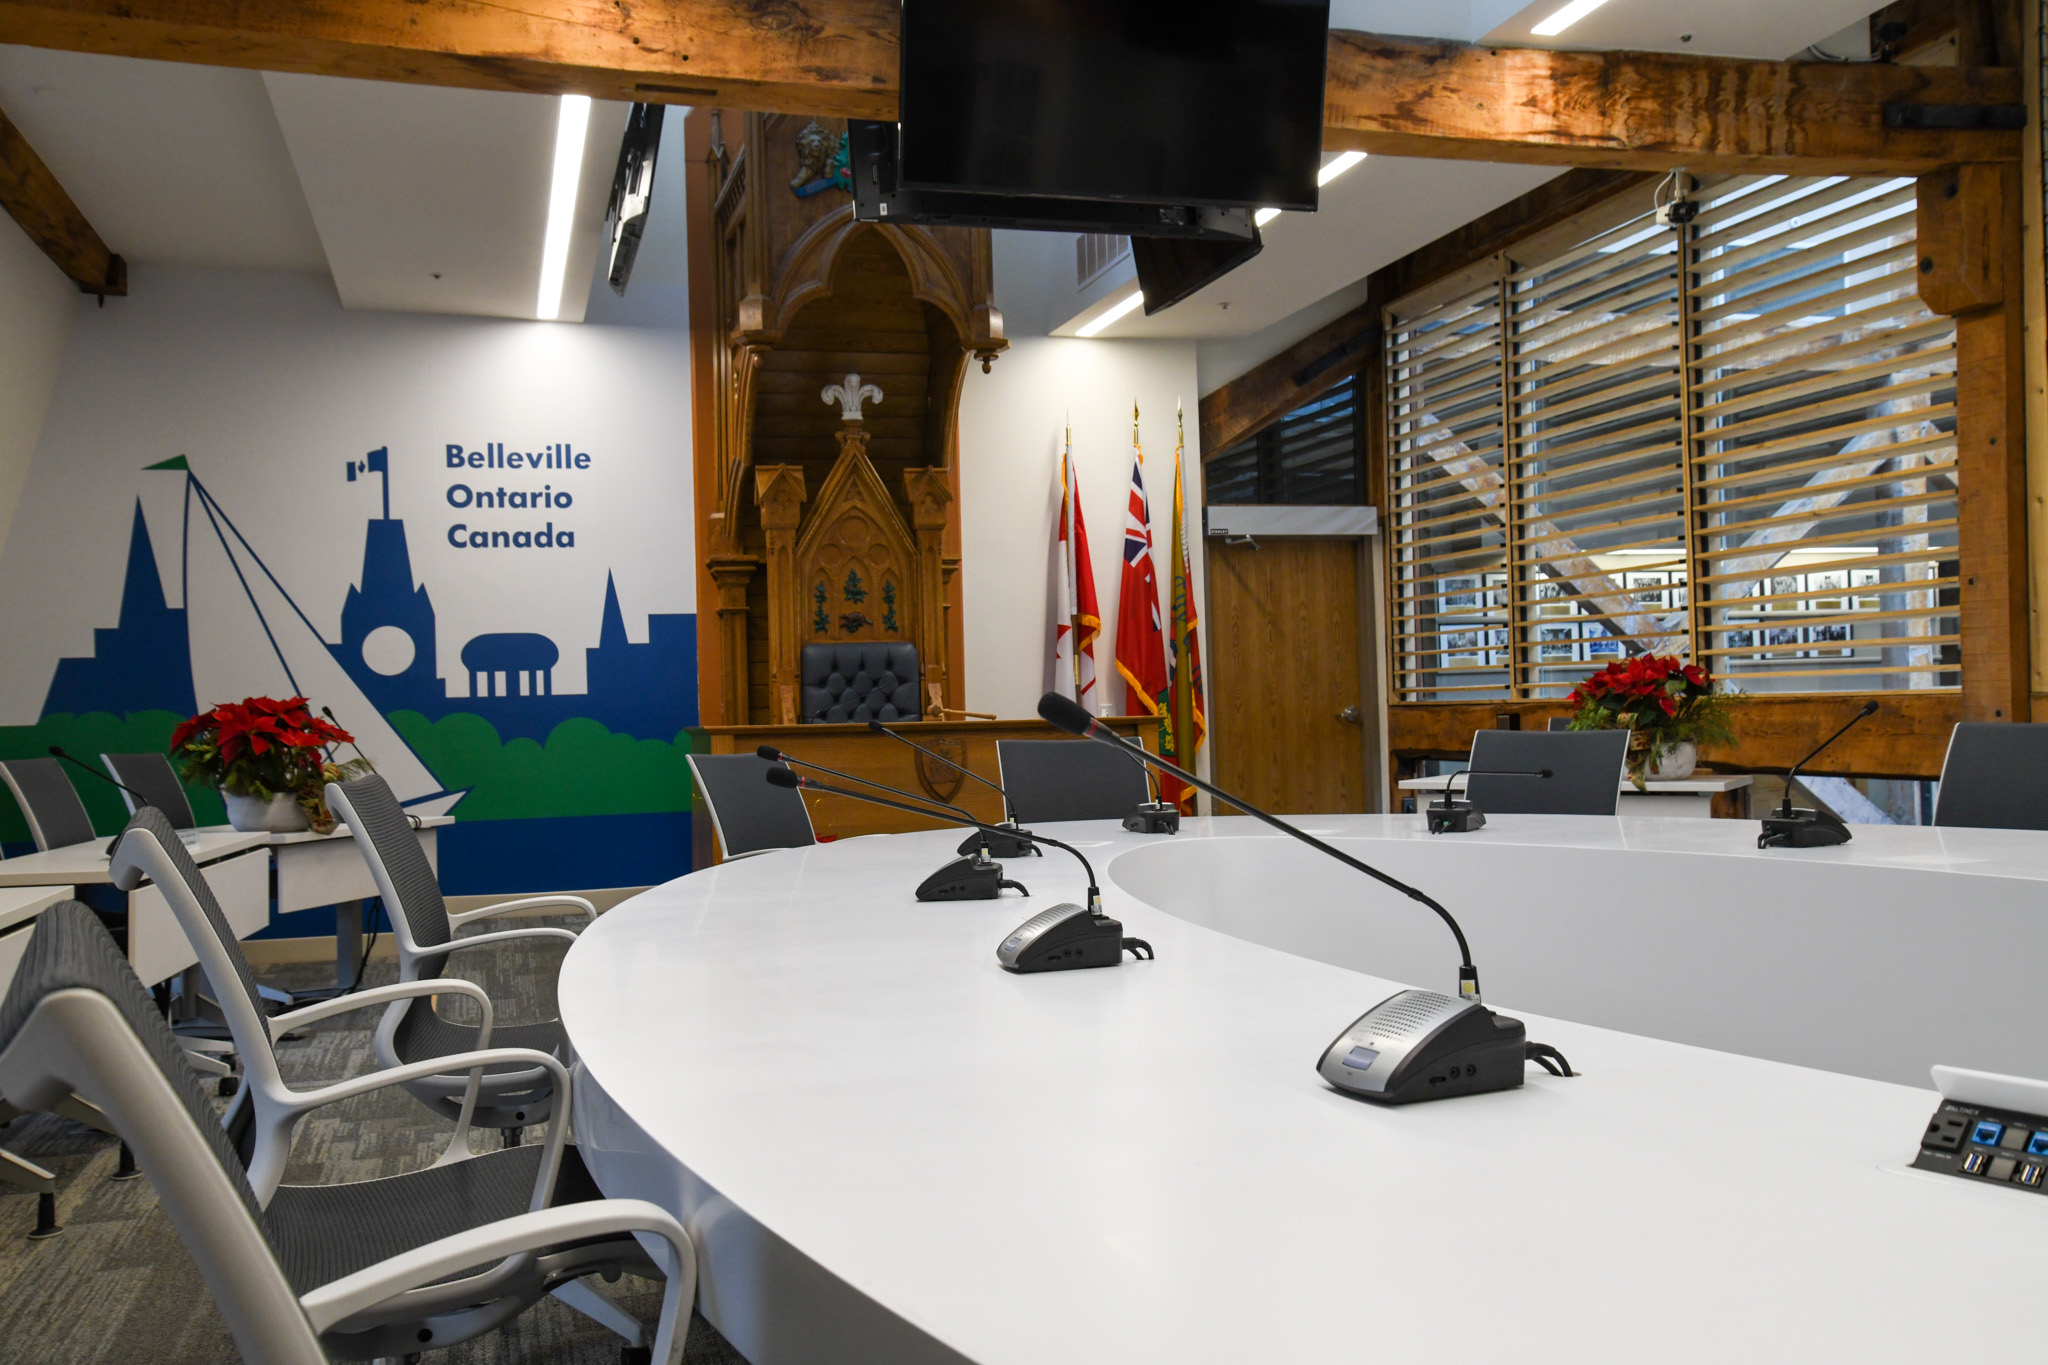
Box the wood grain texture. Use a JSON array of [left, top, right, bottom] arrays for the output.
[[697, 717, 1150, 855], [1917, 164, 2006, 314], [1389, 692, 1967, 778], [1323, 31, 2022, 174], [1208, 539, 1366, 813], [0, 102, 121, 293], [0, 8, 2015, 172]]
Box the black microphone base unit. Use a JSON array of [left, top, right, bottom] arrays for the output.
[[1426, 799, 1486, 834], [1758, 807, 1853, 848], [955, 824, 1041, 860], [995, 902, 1127, 973], [1122, 802, 1181, 835], [916, 854, 1027, 902], [1317, 990, 1531, 1105]]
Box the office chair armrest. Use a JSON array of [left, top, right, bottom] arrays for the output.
[[300, 1197, 698, 1365], [266, 978, 493, 1045], [447, 894, 597, 930], [438, 926, 581, 956], [272, 1047, 567, 1122]]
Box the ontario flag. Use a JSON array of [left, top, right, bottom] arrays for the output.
[[1164, 404, 1207, 813], [1052, 432, 1102, 707], [1115, 404, 1170, 730]]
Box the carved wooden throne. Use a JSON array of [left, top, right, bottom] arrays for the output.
[[691, 109, 1006, 724]]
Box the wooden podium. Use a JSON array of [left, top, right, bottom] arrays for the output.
[[693, 717, 1154, 866]]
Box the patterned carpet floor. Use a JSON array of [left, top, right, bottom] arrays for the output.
[[0, 920, 749, 1364]]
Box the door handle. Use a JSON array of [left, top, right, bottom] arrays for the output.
[[1337, 706, 1362, 724]]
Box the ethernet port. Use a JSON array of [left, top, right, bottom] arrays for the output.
[[2028, 1131, 2048, 1158], [1971, 1120, 2005, 1147]]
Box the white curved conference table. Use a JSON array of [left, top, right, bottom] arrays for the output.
[[561, 814, 2048, 1365]]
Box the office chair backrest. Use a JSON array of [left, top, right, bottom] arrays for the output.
[[0, 902, 327, 1362], [1935, 722, 2048, 830], [101, 753, 198, 829], [686, 753, 819, 858], [800, 641, 922, 723], [324, 774, 452, 976], [996, 739, 1152, 823], [0, 757, 97, 851], [1466, 729, 1629, 816]]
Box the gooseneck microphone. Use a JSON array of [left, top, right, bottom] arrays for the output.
[[1759, 700, 1879, 849], [863, 721, 1041, 858], [1423, 767, 1553, 835], [758, 745, 1014, 901], [1038, 691, 1483, 1000], [763, 767, 1151, 971], [1038, 690, 1574, 1105]]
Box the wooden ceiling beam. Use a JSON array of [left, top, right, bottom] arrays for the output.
[[0, 103, 123, 295], [0, 4, 2021, 175]]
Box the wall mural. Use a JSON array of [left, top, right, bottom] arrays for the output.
[[3, 444, 698, 920]]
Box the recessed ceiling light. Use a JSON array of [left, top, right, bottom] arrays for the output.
[[1531, 0, 1614, 36], [1077, 288, 1145, 337], [536, 94, 593, 321], [1255, 207, 1282, 227], [1318, 151, 1368, 186]]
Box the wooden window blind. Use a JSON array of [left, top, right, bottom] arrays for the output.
[[1385, 175, 1959, 702], [1206, 373, 1366, 506]]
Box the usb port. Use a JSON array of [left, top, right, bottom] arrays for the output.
[[1971, 1120, 2005, 1147], [2020, 1162, 2045, 1188], [1962, 1150, 1989, 1175]]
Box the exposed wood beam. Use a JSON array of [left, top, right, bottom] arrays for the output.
[[0, 103, 123, 295], [1321, 32, 2021, 175], [0, 5, 2022, 175]]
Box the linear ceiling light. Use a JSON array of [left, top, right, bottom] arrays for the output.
[[1318, 151, 1368, 185], [1530, 0, 1614, 36], [1077, 287, 1145, 337], [536, 94, 593, 321]]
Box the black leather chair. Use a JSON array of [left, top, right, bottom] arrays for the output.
[[996, 739, 1152, 823], [1935, 723, 2048, 830], [800, 642, 922, 723], [1466, 730, 1629, 816]]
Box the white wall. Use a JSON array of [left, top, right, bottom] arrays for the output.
[[0, 265, 693, 722], [956, 337, 1207, 727], [0, 216, 78, 564]]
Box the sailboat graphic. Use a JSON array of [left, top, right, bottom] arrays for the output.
[[164, 458, 461, 816]]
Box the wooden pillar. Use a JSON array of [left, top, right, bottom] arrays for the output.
[[706, 557, 757, 725], [1921, 164, 2031, 722], [904, 467, 954, 715], [755, 465, 808, 724]]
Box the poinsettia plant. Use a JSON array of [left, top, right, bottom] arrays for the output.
[[169, 696, 372, 832], [1566, 655, 1742, 789]]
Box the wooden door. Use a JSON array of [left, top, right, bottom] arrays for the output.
[[1208, 538, 1367, 813]]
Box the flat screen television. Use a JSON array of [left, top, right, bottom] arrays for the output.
[[899, 0, 1330, 211]]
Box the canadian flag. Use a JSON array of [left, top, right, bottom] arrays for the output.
[[1052, 437, 1102, 708]]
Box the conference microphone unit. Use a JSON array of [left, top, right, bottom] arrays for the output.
[[1423, 767, 1553, 834], [1758, 700, 1879, 849], [863, 720, 1041, 859], [1036, 691, 1574, 1103], [762, 766, 1153, 972], [757, 745, 1015, 901]]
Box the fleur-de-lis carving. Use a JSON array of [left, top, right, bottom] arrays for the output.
[[821, 373, 884, 422]]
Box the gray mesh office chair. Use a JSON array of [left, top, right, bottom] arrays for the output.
[[0, 898, 694, 1363], [1467, 730, 1629, 816], [100, 752, 198, 828], [1935, 723, 2048, 829], [687, 752, 818, 858], [996, 739, 1152, 823], [325, 774, 592, 1136], [0, 758, 97, 850]]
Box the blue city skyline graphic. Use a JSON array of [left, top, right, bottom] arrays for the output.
[[44, 455, 696, 746]]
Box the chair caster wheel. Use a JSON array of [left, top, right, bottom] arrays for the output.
[[217, 1076, 240, 1097], [620, 1348, 652, 1365]]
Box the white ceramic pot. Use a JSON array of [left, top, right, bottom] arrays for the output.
[[1645, 740, 1698, 782], [222, 789, 309, 833]]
